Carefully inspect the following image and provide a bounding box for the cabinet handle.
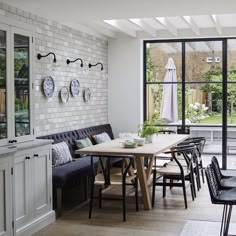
[25,156,30,160]
[8,140,17,143]
[34,154,39,157]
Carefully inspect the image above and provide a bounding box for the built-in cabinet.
[0,155,13,236]
[0,22,33,147]
[0,19,55,236]
[0,141,55,236]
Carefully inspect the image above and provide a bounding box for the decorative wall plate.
[70,79,80,97]
[83,88,91,102]
[60,86,69,103]
[43,76,55,97]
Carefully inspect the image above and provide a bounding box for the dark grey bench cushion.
[52,157,99,188]
[37,124,116,189]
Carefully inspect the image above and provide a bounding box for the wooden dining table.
[75,134,189,210]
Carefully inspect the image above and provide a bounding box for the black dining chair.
[205,164,236,236]
[152,145,197,208]
[89,155,138,222]
[211,156,236,188]
[179,137,206,188]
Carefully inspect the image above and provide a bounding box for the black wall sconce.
[66,58,83,67]
[88,62,103,71]
[37,52,56,63]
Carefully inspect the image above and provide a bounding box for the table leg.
[136,156,152,210]
[146,156,154,180]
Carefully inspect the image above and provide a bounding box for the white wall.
[108,38,143,137]
[1,2,108,137]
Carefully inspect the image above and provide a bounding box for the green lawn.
[199,114,236,124]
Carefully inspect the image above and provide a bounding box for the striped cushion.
[52,142,73,166]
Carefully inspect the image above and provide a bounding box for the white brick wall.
[1,2,108,137]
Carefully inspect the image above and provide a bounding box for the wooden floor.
[34,183,236,236]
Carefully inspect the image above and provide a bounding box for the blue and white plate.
[70,79,80,97]
[83,88,91,102]
[60,86,69,103]
[43,76,55,98]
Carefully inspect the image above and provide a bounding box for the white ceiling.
[3,0,236,39]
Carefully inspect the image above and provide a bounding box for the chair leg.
[99,186,102,209]
[191,171,197,198]
[152,169,156,207]
[200,161,205,183]
[163,177,166,198]
[122,177,126,222]
[135,178,139,211]
[196,165,201,189]
[182,176,187,209]
[220,205,226,236]
[224,205,233,236]
[89,177,95,219]
[170,179,173,190]
[56,188,62,218]
[189,175,195,201]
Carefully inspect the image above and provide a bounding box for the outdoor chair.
[205,164,236,236]
[152,145,197,208]
[89,156,138,222]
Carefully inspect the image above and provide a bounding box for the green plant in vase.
[138,113,165,143]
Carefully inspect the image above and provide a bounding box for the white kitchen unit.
[0,149,14,236]
[0,140,55,236]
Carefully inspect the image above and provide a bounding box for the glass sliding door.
[144,38,233,169]
[145,42,182,128]
[226,39,236,169]
[185,40,223,167]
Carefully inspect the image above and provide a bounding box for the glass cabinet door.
[14,34,31,138]
[0,30,7,144]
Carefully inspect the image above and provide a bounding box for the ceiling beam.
[90,21,117,38]
[210,14,222,35]
[155,17,178,36]
[129,19,157,37]
[182,16,200,35]
[103,20,136,37]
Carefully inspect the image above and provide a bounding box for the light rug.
[180,220,236,236]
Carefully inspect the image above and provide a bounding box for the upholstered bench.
[38,124,118,217]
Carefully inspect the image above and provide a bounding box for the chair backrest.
[205,164,220,204]
[165,145,197,173]
[211,156,223,182]
[180,137,206,158]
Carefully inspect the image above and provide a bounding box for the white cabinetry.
[14,142,54,236]
[0,155,13,236]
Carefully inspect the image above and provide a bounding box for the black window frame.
[143,37,236,169]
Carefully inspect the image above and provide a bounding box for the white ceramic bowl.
[134,137,145,146]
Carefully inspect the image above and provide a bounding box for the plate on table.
[122,141,138,148]
[60,86,69,103]
[70,79,80,97]
[43,76,55,97]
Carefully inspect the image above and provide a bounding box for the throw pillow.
[52,142,73,166]
[93,132,111,144]
[74,137,93,149]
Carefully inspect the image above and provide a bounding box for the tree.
[201,67,236,123]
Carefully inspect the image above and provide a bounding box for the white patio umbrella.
[160,58,178,123]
